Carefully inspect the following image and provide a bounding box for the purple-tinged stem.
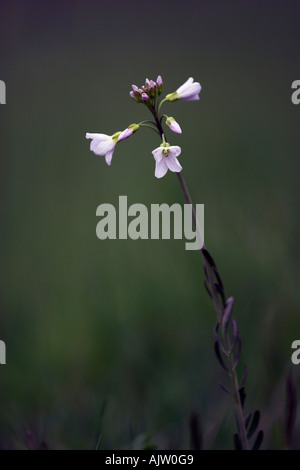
[151,104,249,449]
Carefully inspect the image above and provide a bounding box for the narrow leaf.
[233,433,242,450]
[244,413,252,430]
[222,297,234,337]
[240,364,248,387]
[202,248,216,268]
[218,381,232,395]
[233,334,242,370]
[203,280,212,298]
[239,387,246,408]
[252,430,263,450]
[214,323,227,355]
[247,410,260,439]
[215,282,226,307]
[213,266,224,292]
[214,341,229,372]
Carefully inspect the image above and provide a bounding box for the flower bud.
[166,116,182,134]
[156,75,163,95]
[118,124,139,142]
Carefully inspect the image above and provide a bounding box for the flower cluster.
[86,76,201,178]
[130,76,163,103]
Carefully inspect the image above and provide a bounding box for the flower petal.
[175,78,201,100]
[181,93,200,101]
[165,155,182,173]
[176,77,194,95]
[94,139,115,156]
[105,149,114,166]
[86,133,115,156]
[155,159,168,178]
[169,145,182,158]
[152,147,163,163]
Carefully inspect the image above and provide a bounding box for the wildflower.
[118,124,139,142]
[129,76,163,103]
[86,132,121,166]
[156,75,163,94]
[166,77,201,102]
[166,116,182,134]
[152,144,182,178]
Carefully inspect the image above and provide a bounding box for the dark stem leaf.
[239,387,246,409]
[240,364,248,387]
[230,317,239,346]
[233,433,242,450]
[202,248,216,268]
[218,381,232,395]
[215,282,226,307]
[222,297,234,338]
[247,410,261,439]
[233,334,242,370]
[244,413,252,430]
[214,341,229,372]
[203,280,212,298]
[252,430,264,450]
[214,323,227,355]
[212,266,224,292]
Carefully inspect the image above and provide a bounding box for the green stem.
[158,97,168,117]
[139,123,161,136]
[149,101,249,449]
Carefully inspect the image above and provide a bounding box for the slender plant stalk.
[177,171,249,450]
[152,106,249,449]
[88,77,263,449]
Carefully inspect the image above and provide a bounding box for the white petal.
[165,155,182,173]
[155,159,168,178]
[96,139,115,155]
[152,147,163,163]
[169,145,181,158]
[181,94,200,101]
[176,77,194,95]
[86,133,110,142]
[105,149,114,166]
[185,82,201,95]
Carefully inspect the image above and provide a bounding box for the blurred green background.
[0,0,299,449]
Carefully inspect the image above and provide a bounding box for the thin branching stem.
[150,103,249,449]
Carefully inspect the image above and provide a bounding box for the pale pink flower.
[166,77,201,102]
[152,145,182,178]
[86,132,120,166]
[166,116,182,134]
[176,77,201,101]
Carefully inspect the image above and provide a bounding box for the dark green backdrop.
[0,0,299,449]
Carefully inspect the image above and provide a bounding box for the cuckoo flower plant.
[85,76,263,450]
